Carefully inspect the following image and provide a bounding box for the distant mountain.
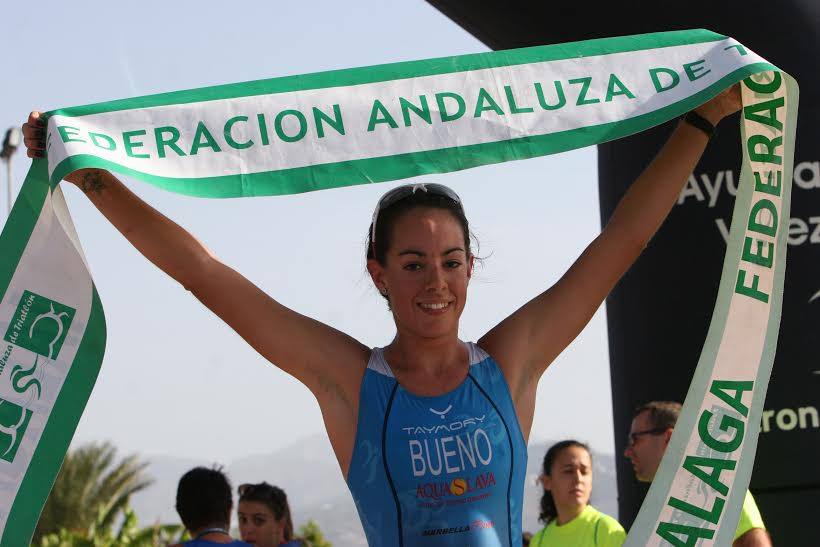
[130,435,367,543]
[130,435,620,545]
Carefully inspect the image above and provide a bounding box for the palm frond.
[33,441,153,543]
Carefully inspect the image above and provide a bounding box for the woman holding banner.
[22,86,739,546]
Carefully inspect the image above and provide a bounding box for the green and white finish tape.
[0,29,797,546]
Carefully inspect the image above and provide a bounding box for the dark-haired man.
[172,466,250,546]
[624,401,771,547]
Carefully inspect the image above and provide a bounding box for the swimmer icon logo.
[3,290,75,359]
[0,398,32,462]
[429,405,453,419]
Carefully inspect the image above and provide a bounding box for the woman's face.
[368,207,473,340]
[542,446,593,517]
[237,500,285,547]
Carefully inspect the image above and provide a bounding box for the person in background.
[237,482,308,546]
[173,466,250,546]
[530,440,625,547]
[624,401,771,547]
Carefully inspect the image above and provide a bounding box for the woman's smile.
[417,300,454,313]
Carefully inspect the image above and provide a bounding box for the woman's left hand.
[695,83,742,126]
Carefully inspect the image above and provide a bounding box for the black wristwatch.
[682,110,716,139]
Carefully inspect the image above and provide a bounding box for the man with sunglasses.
[624,401,772,547]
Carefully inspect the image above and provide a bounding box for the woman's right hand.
[20,111,366,475]
[23,110,106,189]
[22,111,46,159]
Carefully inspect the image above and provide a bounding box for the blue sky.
[0,0,614,465]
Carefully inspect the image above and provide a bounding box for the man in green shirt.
[624,401,772,546]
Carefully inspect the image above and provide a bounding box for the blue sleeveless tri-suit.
[347,342,527,546]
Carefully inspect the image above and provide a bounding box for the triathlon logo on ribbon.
[0,292,75,463]
[3,290,76,360]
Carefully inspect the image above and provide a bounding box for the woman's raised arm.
[481,86,742,403]
[22,112,369,442]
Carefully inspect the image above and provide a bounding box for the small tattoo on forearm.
[80,171,106,195]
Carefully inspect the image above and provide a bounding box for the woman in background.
[530,440,625,547]
[237,483,308,547]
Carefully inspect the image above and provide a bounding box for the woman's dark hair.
[538,440,591,525]
[238,482,297,542]
[176,465,232,532]
[366,190,473,266]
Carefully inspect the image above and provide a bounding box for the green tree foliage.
[298,519,331,547]
[34,442,153,543]
[36,505,185,547]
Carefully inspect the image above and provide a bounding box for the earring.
[381,287,388,296]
